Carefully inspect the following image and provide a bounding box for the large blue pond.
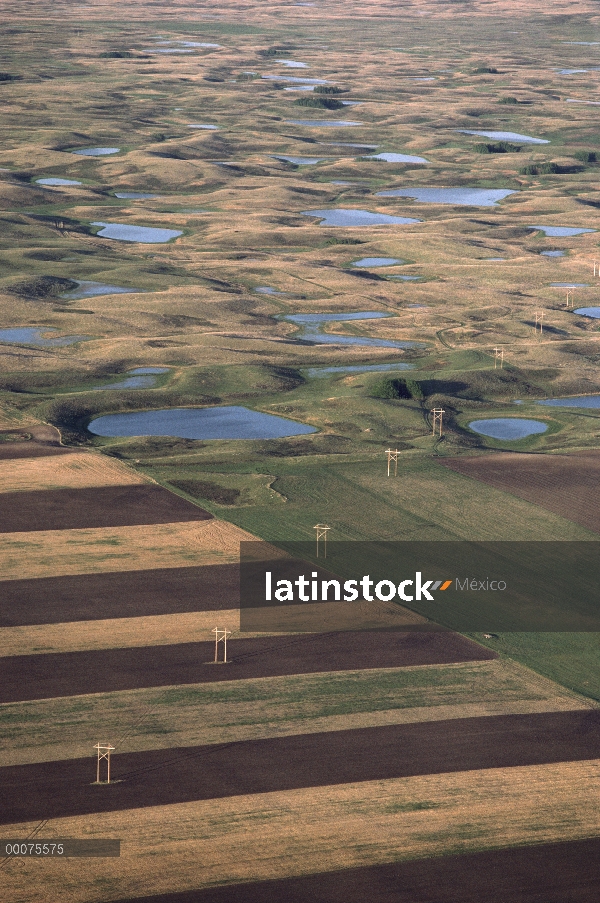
[283,311,420,349]
[352,257,403,267]
[457,130,549,144]
[94,368,169,391]
[574,307,600,318]
[530,225,595,237]
[271,155,327,165]
[302,209,421,226]
[88,406,317,440]
[287,119,362,127]
[72,147,120,156]
[536,395,600,408]
[469,418,548,440]
[61,281,141,300]
[0,328,91,347]
[376,187,516,206]
[306,362,414,378]
[91,222,183,243]
[366,153,429,163]
[36,178,83,186]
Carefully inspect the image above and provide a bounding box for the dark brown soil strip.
[0,565,240,626]
[0,443,73,459]
[0,710,597,824]
[0,631,495,702]
[113,837,600,903]
[441,452,600,535]
[0,485,211,532]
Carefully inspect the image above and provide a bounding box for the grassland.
[1,3,599,902]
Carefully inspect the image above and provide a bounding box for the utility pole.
[493,346,504,369]
[314,523,330,558]
[94,743,115,784]
[212,627,231,663]
[431,408,445,438]
[385,448,399,476]
[534,310,544,335]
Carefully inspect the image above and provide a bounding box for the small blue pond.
[457,130,549,144]
[469,418,548,440]
[366,153,429,163]
[188,124,218,130]
[0,328,91,347]
[283,311,421,350]
[263,76,329,85]
[303,209,421,227]
[530,225,595,237]
[88,406,317,440]
[254,286,284,295]
[287,120,362,127]
[276,60,308,68]
[551,283,589,287]
[352,257,403,267]
[536,395,600,408]
[271,155,326,165]
[72,147,120,156]
[94,368,169,391]
[376,187,516,206]
[91,222,183,243]
[541,250,565,257]
[574,307,600,318]
[61,281,141,300]
[36,178,82,186]
[389,275,421,281]
[306,362,414,377]
[115,192,159,199]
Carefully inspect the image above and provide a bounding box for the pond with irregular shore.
[469,418,548,440]
[302,209,421,226]
[283,311,422,350]
[88,406,317,440]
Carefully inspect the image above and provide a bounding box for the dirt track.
[0,631,496,701]
[113,837,600,903]
[441,452,600,535]
[0,485,212,531]
[0,711,597,824]
[0,564,240,626]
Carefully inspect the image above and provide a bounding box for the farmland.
[0,0,599,901]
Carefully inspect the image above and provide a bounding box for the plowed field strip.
[1,763,599,903]
[0,485,211,532]
[1,712,598,824]
[3,660,584,767]
[0,631,495,702]
[0,452,145,491]
[1,611,243,657]
[0,521,253,580]
[0,564,241,626]
[441,452,600,535]
[109,836,600,903]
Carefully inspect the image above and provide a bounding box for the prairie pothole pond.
[271,155,327,165]
[0,328,91,347]
[91,223,183,243]
[457,130,549,144]
[366,153,429,163]
[536,395,600,408]
[93,368,170,391]
[529,225,595,237]
[114,192,159,199]
[287,119,362,127]
[283,311,421,349]
[36,178,83,186]
[574,307,600,318]
[72,147,121,156]
[302,209,421,226]
[352,257,404,267]
[88,406,317,440]
[60,281,142,300]
[376,188,516,206]
[469,418,548,440]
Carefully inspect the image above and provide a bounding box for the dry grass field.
[1,0,600,901]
